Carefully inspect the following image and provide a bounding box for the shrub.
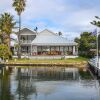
[0,44,12,60]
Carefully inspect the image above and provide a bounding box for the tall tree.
[75,32,96,57]
[0,13,16,47]
[12,0,26,58]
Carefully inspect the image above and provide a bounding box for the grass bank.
[6,57,88,64]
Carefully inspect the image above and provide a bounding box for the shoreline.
[1,62,88,69]
[0,57,88,69]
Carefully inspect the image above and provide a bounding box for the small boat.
[88,56,100,69]
[88,56,100,77]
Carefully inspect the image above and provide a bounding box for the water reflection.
[0,67,14,100]
[0,66,100,100]
[17,67,79,80]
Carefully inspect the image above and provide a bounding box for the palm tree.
[12,0,26,58]
[0,13,16,47]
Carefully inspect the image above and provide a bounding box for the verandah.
[32,46,77,56]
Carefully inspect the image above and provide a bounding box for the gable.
[19,28,36,35]
[39,29,57,36]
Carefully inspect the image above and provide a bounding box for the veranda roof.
[31,29,77,46]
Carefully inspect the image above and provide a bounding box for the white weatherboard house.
[14,28,78,58]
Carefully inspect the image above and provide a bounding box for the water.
[0,66,100,100]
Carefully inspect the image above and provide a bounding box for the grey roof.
[17,28,36,35]
[32,29,77,46]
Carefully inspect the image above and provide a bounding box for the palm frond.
[12,0,26,15]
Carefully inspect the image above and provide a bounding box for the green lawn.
[7,57,88,64]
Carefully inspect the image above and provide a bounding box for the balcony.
[20,40,32,44]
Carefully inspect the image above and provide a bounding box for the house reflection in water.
[16,67,79,98]
[18,67,79,81]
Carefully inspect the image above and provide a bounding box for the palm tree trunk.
[8,35,10,50]
[18,14,21,59]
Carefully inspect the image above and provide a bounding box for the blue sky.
[0,0,100,39]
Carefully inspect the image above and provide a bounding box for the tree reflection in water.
[0,67,14,100]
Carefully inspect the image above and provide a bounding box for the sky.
[0,0,100,40]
